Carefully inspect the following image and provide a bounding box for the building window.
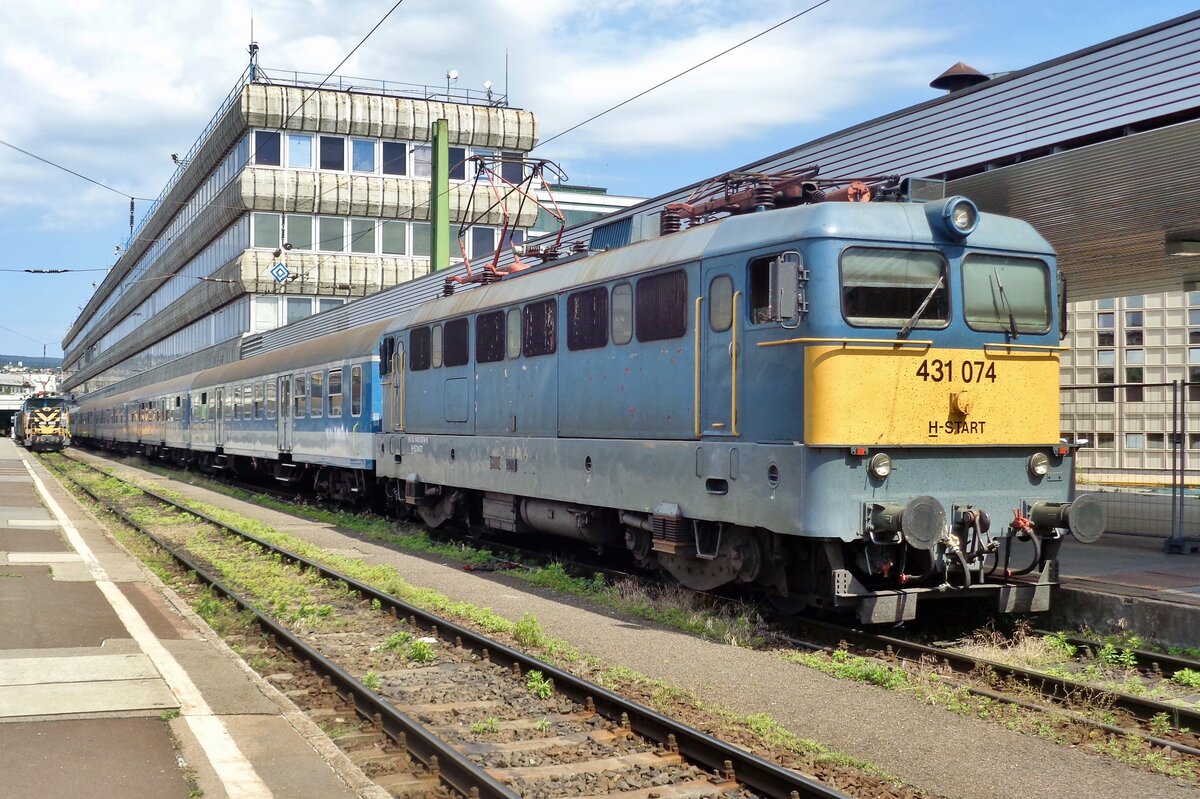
[287,133,312,169]
[506,309,521,359]
[471,226,495,259]
[254,131,281,165]
[412,222,431,257]
[567,287,608,351]
[350,219,376,254]
[351,139,375,173]
[1190,366,1200,401]
[1097,350,1115,366]
[1096,433,1114,448]
[476,311,505,363]
[381,220,407,255]
[350,366,362,416]
[319,136,345,170]
[328,369,343,417]
[1125,433,1144,449]
[1097,330,1114,346]
[501,152,523,184]
[1147,433,1165,450]
[252,213,280,248]
[1098,298,1115,310]
[523,299,557,357]
[444,319,470,366]
[1125,349,1143,402]
[413,144,431,178]
[382,142,407,175]
[446,146,465,180]
[318,217,345,252]
[287,215,313,250]
[410,326,431,371]
[1097,367,1114,403]
[1190,433,1200,450]
[287,297,312,324]
[1126,295,1144,309]
[318,298,344,313]
[1125,310,1143,328]
[636,270,688,342]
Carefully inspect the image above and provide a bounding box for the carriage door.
[278,375,293,452]
[214,388,225,447]
[700,272,740,437]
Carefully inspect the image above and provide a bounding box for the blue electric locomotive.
[72,185,1104,622]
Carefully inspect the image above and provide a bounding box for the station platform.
[1050,533,1200,646]
[0,438,383,799]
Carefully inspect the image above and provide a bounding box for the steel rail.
[50,460,520,799]
[791,618,1200,756]
[56,453,849,799]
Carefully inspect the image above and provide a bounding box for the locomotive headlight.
[869,452,892,478]
[1027,452,1050,477]
[933,196,979,239]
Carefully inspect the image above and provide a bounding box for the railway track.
[45,453,851,799]
[782,617,1200,758]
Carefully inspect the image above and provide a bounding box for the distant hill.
[0,354,62,369]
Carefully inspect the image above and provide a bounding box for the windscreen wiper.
[897,274,945,339]
[993,267,1019,339]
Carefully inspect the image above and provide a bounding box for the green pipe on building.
[429,118,450,273]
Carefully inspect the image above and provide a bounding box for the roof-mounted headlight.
[934,196,979,239]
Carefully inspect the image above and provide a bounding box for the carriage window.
[962,254,1051,334]
[506,309,522,359]
[410,327,431,371]
[568,287,608,350]
[523,299,557,357]
[254,382,264,419]
[265,381,277,419]
[328,369,343,417]
[612,283,632,345]
[223,391,233,420]
[841,248,948,328]
[294,375,307,417]
[310,372,324,418]
[709,275,733,332]
[636,270,688,342]
[432,324,444,368]
[351,366,363,416]
[243,384,253,418]
[444,318,470,366]
[477,311,506,363]
[233,386,242,419]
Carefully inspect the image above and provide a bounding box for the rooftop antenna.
[446,68,458,98]
[248,12,260,82]
[505,49,509,106]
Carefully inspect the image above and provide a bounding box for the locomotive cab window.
[506,309,522,359]
[431,324,444,368]
[962,254,1051,334]
[410,327,431,371]
[841,247,948,328]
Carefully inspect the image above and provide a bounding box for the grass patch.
[786,648,912,690]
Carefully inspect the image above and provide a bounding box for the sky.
[0,0,1195,359]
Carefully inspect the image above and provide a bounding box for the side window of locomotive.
[431,324,444,368]
[611,283,633,345]
[379,337,394,377]
[310,371,325,418]
[635,270,688,342]
[523,299,558,357]
[962,254,1051,334]
[444,318,470,367]
[351,366,363,417]
[477,311,506,364]
[506,309,522,359]
[567,287,608,351]
[328,369,343,417]
[410,326,431,371]
[709,275,733,332]
[840,247,948,328]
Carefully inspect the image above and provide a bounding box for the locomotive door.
[214,388,225,447]
[700,272,740,437]
[391,340,405,431]
[278,375,293,452]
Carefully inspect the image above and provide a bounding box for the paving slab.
[0,678,178,717]
[0,565,130,648]
[0,527,68,551]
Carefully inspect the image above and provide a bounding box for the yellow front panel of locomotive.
[804,345,1061,446]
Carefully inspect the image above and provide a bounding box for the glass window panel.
[476,311,505,363]
[1125,349,1144,365]
[319,136,345,170]
[1125,295,1144,309]
[294,376,307,416]
[318,298,343,313]
[506,309,521,359]
[444,319,470,366]
[612,283,633,345]
[252,213,280,248]
[1148,433,1165,449]
[328,369,343,417]
[1126,311,1143,327]
[286,134,312,168]
[1189,309,1200,326]
[1097,298,1115,310]
[286,215,313,250]
[1097,367,1114,383]
[636,270,688,342]
[523,299,557,357]
[350,219,376,253]
[318,217,344,252]
[1126,329,1143,346]
[1098,331,1114,346]
[471,226,495,259]
[1126,433,1144,449]
[266,381,277,419]
[842,248,947,327]
[1097,312,1114,329]
[351,139,375,172]
[413,145,431,178]
[1190,291,1200,306]
[254,131,280,165]
[962,254,1050,334]
[412,222,431,257]
[1097,350,1115,366]
[1096,433,1114,448]
[501,152,523,183]
[381,220,407,255]
[382,141,407,175]
[709,276,733,332]
[351,366,362,416]
[1191,348,1200,364]
[410,327,431,371]
[432,324,443,368]
[287,297,312,324]
[309,372,324,418]
[449,146,466,180]
[567,287,608,351]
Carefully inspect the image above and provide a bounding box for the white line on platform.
[22,459,273,799]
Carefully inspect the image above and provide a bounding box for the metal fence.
[1061,381,1200,553]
